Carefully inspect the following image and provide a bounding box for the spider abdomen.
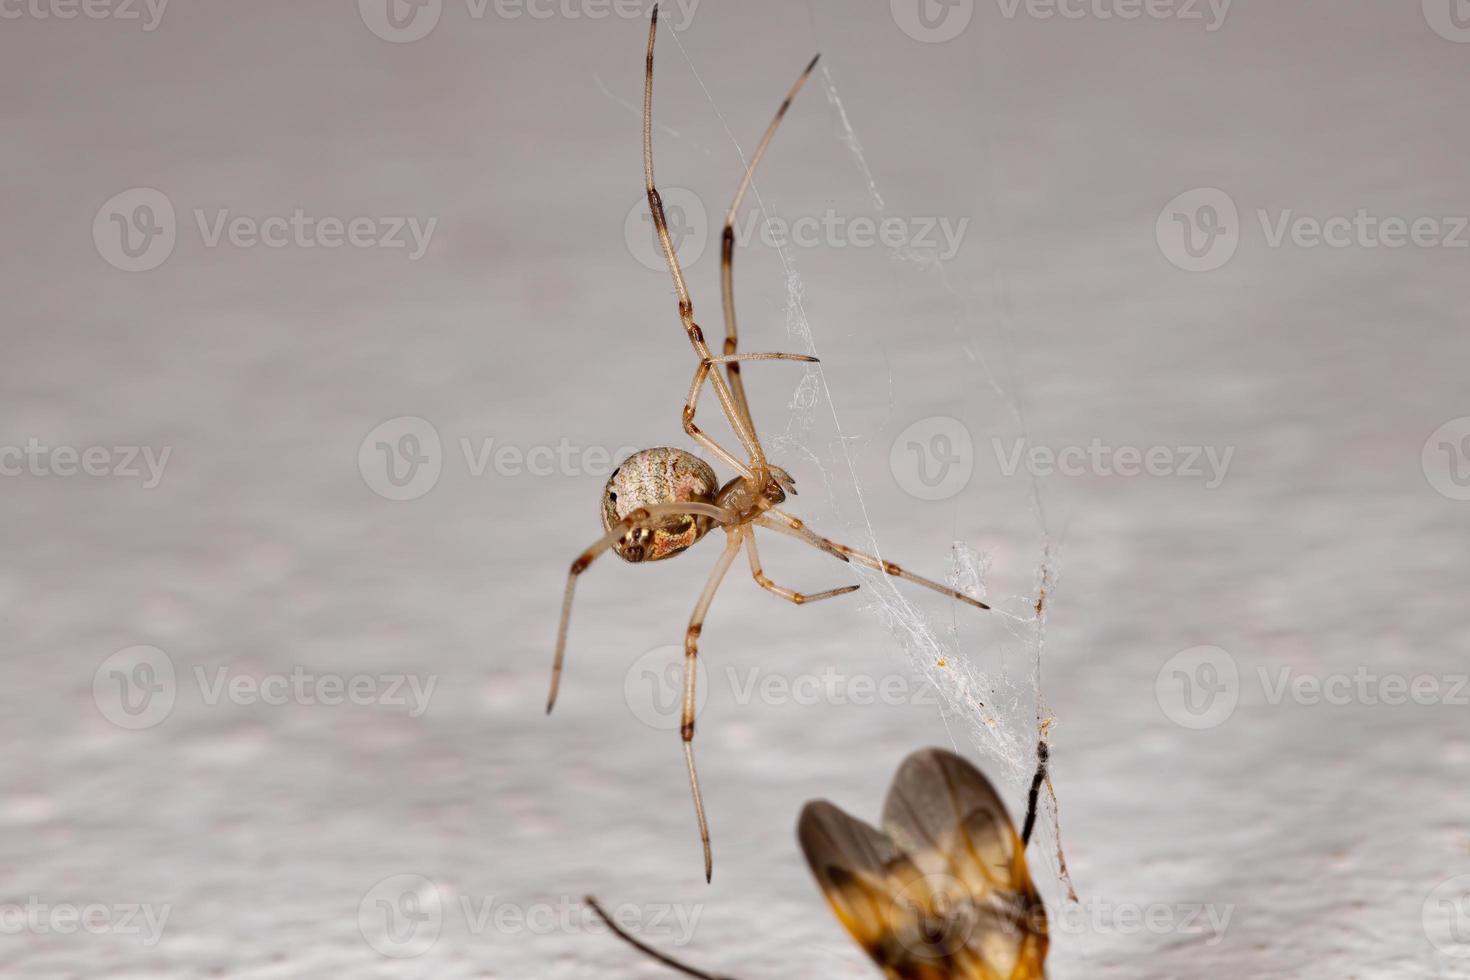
[602,448,719,563]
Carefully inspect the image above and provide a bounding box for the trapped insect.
[546,7,990,883]
[588,748,1050,979]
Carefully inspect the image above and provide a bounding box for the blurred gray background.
[3,0,1469,976]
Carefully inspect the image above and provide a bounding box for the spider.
[546,5,990,884]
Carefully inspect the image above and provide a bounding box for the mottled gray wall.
[2,1,1468,976]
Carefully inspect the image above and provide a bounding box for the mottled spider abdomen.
[602,448,719,563]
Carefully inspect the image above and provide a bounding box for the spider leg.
[720,52,822,440]
[753,508,848,562]
[682,528,744,883]
[644,7,768,485]
[706,353,817,366]
[746,532,859,605]
[684,360,757,482]
[547,502,735,714]
[684,357,817,484]
[754,513,989,610]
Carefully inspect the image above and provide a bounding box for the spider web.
[665,23,1076,905]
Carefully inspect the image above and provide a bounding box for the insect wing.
[798,801,912,959]
[798,750,1048,980]
[881,749,1048,980]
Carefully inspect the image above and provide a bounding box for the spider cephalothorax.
[714,467,791,516]
[547,5,991,885]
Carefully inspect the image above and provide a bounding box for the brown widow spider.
[547,5,990,883]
